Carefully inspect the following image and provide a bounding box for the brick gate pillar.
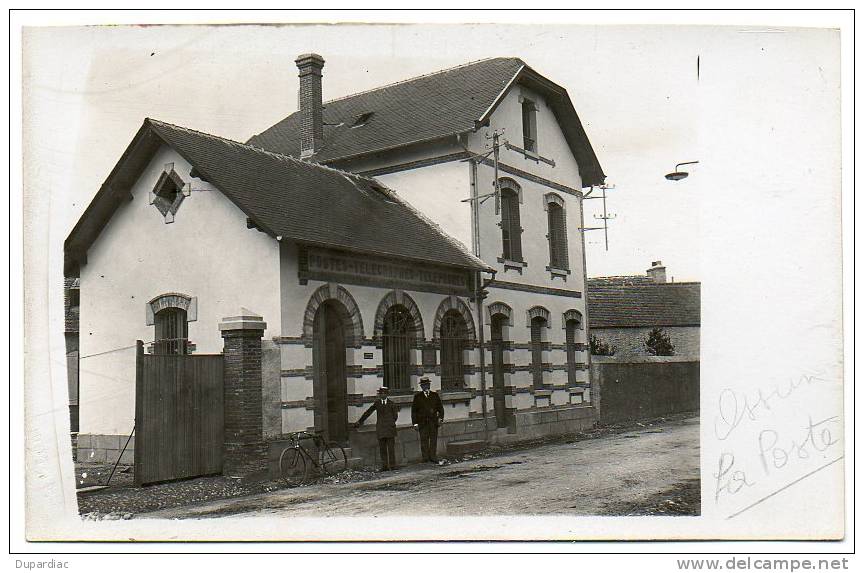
[219,310,268,478]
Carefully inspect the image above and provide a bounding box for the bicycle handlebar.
[286,430,323,440]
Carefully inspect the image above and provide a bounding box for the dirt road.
[141,415,699,519]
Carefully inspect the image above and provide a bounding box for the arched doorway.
[312,300,350,443]
[489,313,508,425]
[565,315,583,386]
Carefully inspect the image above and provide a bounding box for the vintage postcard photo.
[18,13,849,544]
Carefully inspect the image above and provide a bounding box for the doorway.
[490,314,507,426]
[312,300,349,444]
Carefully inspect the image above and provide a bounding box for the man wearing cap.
[354,386,400,471]
[412,378,445,464]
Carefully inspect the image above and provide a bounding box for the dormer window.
[521,98,538,153]
[352,111,374,128]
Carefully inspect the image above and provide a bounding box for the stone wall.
[589,326,700,360]
[76,433,134,465]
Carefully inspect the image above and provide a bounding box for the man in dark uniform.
[411,377,444,463]
[354,386,400,471]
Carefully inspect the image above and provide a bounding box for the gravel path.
[126,414,699,520]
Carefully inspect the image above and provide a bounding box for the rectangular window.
[522,99,537,153]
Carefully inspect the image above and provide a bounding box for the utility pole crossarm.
[581,184,615,251]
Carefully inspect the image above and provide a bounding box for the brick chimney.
[647,260,667,283]
[295,53,325,158]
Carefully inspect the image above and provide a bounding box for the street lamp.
[665,161,700,181]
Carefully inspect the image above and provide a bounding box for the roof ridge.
[324,56,523,105]
[146,117,379,183]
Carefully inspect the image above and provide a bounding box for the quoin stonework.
[65,55,607,477]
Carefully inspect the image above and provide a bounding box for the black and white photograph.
[14,9,851,553]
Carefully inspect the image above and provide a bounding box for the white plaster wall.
[461,83,589,301]
[335,140,474,254]
[467,84,584,188]
[474,162,586,292]
[373,161,473,253]
[78,145,281,436]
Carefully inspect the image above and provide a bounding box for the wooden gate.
[134,341,224,485]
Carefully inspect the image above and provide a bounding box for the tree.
[590,334,616,356]
[644,327,675,356]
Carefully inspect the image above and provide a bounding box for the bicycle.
[278,431,348,486]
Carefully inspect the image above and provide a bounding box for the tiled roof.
[587,279,701,328]
[246,57,605,186]
[65,119,490,274]
[586,275,653,287]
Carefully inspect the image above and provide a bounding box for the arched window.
[565,317,582,385]
[154,307,188,355]
[547,202,569,270]
[530,315,547,388]
[500,188,523,262]
[382,305,415,392]
[440,310,468,391]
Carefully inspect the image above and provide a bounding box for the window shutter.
[508,192,523,262]
[548,204,568,269]
[500,191,512,260]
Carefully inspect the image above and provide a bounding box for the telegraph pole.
[461,128,507,442]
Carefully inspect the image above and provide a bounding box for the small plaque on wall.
[364,352,374,360]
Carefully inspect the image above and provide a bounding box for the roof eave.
[317,132,470,167]
[64,119,283,275]
[64,120,159,275]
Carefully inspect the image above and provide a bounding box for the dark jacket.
[357,398,399,438]
[412,391,444,426]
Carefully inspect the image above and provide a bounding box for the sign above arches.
[300,246,475,296]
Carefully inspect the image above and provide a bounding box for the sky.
[23,20,838,286]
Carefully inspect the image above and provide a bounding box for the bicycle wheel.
[318,443,348,475]
[279,447,309,486]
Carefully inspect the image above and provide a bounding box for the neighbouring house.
[65,54,606,476]
[587,261,701,359]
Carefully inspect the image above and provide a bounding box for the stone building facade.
[66,54,607,471]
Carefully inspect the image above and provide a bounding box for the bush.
[590,334,616,356]
[644,327,675,356]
